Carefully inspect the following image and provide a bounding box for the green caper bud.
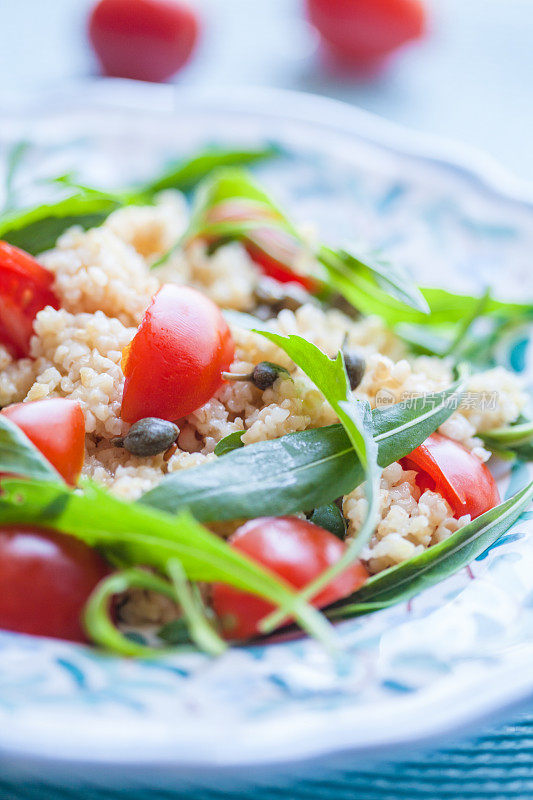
[343,350,366,390]
[222,361,290,391]
[114,417,179,457]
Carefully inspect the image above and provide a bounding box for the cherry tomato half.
[0,526,109,642]
[306,0,426,68]
[88,0,200,83]
[121,284,235,424]
[401,433,500,519]
[212,516,368,640]
[1,399,86,485]
[205,200,319,292]
[0,241,59,359]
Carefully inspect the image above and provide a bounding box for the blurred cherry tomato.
[121,284,234,423]
[401,433,500,519]
[1,399,86,485]
[0,241,59,359]
[212,516,368,640]
[0,526,109,642]
[306,0,426,68]
[88,0,200,82]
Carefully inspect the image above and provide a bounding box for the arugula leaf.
[180,168,427,318]
[139,146,280,195]
[318,245,429,315]
[0,194,122,255]
[0,416,61,482]
[327,479,533,619]
[166,559,227,656]
[141,374,466,523]
[0,147,279,256]
[0,477,336,649]
[308,503,346,539]
[481,419,533,460]
[214,431,245,456]
[390,287,533,328]
[398,298,531,370]
[252,333,380,631]
[84,568,190,658]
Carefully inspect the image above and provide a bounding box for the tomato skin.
[1,399,86,486]
[401,433,500,519]
[205,201,319,292]
[121,284,235,424]
[245,231,319,293]
[88,0,199,83]
[0,526,110,643]
[212,517,368,640]
[0,241,59,359]
[306,0,426,67]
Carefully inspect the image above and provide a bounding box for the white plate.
[0,81,532,788]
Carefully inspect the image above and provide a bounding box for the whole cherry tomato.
[0,526,110,642]
[88,0,200,82]
[1,399,86,485]
[0,241,59,359]
[401,433,500,519]
[212,516,368,640]
[121,284,235,423]
[306,0,426,68]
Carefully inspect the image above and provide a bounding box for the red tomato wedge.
[212,517,368,640]
[204,200,319,292]
[0,526,109,642]
[88,0,200,83]
[0,241,59,359]
[1,399,86,485]
[245,229,319,293]
[400,433,500,519]
[121,284,234,423]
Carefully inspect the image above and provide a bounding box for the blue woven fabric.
[3,714,533,800]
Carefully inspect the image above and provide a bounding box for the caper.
[222,361,290,391]
[253,279,310,314]
[343,350,366,390]
[113,417,180,457]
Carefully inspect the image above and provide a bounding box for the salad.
[0,144,531,657]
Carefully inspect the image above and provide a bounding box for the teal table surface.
[3,713,533,799]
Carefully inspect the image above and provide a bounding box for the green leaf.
[328,479,533,619]
[440,288,491,358]
[319,245,429,315]
[214,431,245,456]
[481,418,533,460]
[0,147,280,256]
[140,146,281,196]
[158,617,191,646]
[140,376,466,523]
[253,333,380,631]
[257,332,377,468]
[84,569,189,658]
[0,416,61,482]
[0,478,336,649]
[395,287,533,328]
[182,168,431,319]
[308,504,346,539]
[166,559,227,656]
[0,194,121,254]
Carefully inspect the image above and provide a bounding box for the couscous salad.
[0,145,531,656]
